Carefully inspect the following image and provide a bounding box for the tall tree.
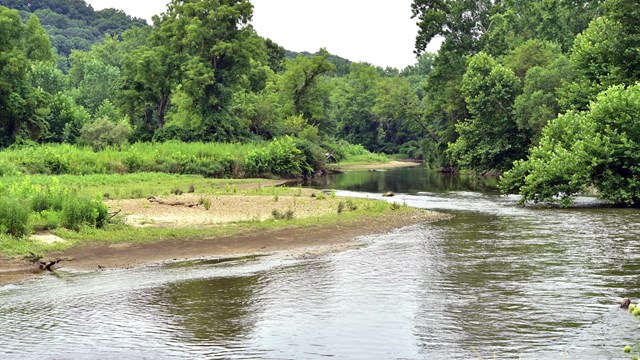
[411,0,493,55]
[0,7,51,146]
[448,52,525,173]
[276,50,335,134]
[153,0,264,140]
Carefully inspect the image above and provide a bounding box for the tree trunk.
[157,92,168,129]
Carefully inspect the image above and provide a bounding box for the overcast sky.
[84,0,439,70]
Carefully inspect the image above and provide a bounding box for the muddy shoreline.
[0,210,447,286]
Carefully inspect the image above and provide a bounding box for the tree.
[373,76,421,155]
[448,52,525,173]
[71,58,122,113]
[503,40,574,143]
[45,92,90,143]
[153,0,264,141]
[411,0,493,55]
[333,63,380,150]
[0,7,52,146]
[501,84,640,206]
[561,0,640,111]
[24,14,54,62]
[275,50,335,134]
[122,44,178,129]
[28,61,66,94]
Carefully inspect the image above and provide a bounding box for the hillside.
[0,0,147,70]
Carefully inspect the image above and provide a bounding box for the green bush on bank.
[0,180,108,238]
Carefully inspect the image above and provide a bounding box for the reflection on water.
[1,166,639,359]
[309,166,499,194]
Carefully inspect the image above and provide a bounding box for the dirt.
[108,190,340,228]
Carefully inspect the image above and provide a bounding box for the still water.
[1,167,639,359]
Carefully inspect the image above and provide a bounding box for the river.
[1,166,639,359]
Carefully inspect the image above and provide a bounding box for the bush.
[79,117,133,151]
[0,197,31,237]
[61,197,108,231]
[501,84,640,205]
[245,136,306,177]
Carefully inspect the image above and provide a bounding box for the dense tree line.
[0,0,430,162]
[412,0,640,205]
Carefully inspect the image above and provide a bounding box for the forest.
[1,0,640,205]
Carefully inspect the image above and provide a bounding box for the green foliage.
[275,50,335,134]
[412,0,492,56]
[449,52,526,173]
[199,197,211,210]
[0,178,110,237]
[245,136,310,178]
[28,61,65,94]
[501,84,640,205]
[0,197,30,237]
[0,139,333,179]
[71,58,122,112]
[61,196,108,231]
[0,0,147,64]
[0,6,52,147]
[79,117,133,151]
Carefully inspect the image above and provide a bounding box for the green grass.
[323,141,391,166]
[335,153,392,166]
[0,173,281,200]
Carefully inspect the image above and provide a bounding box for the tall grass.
[0,141,257,177]
[324,141,390,165]
[0,137,329,179]
[0,179,108,238]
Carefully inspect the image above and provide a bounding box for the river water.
[1,167,639,359]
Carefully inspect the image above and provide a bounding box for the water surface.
[1,166,639,359]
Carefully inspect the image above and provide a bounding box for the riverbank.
[0,186,447,285]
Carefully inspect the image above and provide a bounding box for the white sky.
[84,0,440,69]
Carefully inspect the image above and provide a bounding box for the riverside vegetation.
[0,171,420,258]
[3,0,640,206]
[0,137,401,258]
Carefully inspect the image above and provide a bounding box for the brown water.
[1,167,639,359]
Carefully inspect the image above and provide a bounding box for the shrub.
[271,209,294,220]
[199,197,211,210]
[0,197,31,237]
[245,136,306,177]
[79,117,133,151]
[61,197,108,231]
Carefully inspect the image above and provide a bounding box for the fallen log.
[147,196,198,207]
[24,253,74,271]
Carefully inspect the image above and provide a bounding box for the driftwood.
[147,196,198,208]
[24,252,74,272]
[108,209,122,220]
